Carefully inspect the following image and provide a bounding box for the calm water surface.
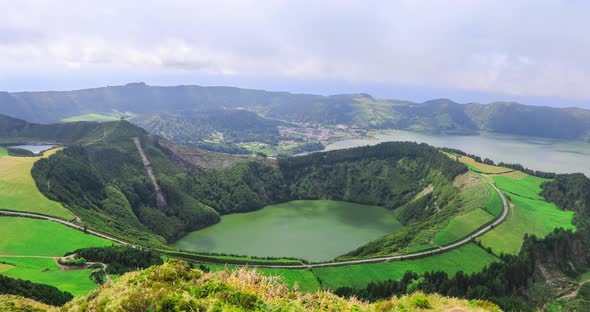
[326,130,590,177]
[171,200,402,261]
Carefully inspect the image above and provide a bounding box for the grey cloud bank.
[0,0,589,104]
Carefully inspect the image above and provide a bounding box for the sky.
[1,0,589,108]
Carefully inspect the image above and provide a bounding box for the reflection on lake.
[326,130,590,177]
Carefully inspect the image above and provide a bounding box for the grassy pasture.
[493,175,548,200]
[0,148,73,219]
[434,208,494,245]
[459,156,511,173]
[434,173,498,245]
[0,257,97,296]
[62,113,120,123]
[478,173,575,254]
[313,243,498,290]
[0,147,8,157]
[478,194,575,254]
[484,183,504,216]
[0,217,113,257]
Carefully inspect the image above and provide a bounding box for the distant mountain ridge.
[1,82,589,142]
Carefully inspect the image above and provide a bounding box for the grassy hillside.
[1,83,589,143]
[61,113,120,123]
[0,148,73,219]
[315,243,497,290]
[0,217,113,256]
[0,258,97,296]
[477,172,575,254]
[56,261,500,311]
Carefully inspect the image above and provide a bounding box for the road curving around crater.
[0,171,508,269]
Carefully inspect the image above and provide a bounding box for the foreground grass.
[54,261,499,311]
[0,148,73,219]
[61,113,120,123]
[201,263,321,293]
[314,243,498,290]
[0,257,97,296]
[0,217,113,257]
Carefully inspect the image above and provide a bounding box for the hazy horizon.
[2,1,590,109]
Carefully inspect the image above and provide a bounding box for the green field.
[484,183,504,216]
[493,175,548,200]
[434,208,494,245]
[172,200,403,262]
[433,175,498,246]
[313,243,498,289]
[0,257,97,296]
[478,174,575,254]
[0,147,8,157]
[62,113,120,123]
[0,217,114,256]
[0,148,74,219]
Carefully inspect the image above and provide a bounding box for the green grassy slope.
[478,195,575,254]
[435,208,494,245]
[484,183,504,216]
[0,257,97,296]
[0,217,113,256]
[62,113,120,123]
[0,147,8,157]
[0,148,74,219]
[494,175,548,200]
[477,174,575,255]
[433,180,500,245]
[314,243,498,289]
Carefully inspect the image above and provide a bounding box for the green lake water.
[171,200,402,262]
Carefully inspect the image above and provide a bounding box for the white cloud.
[0,0,589,98]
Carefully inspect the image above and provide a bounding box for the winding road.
[0,172,508,269]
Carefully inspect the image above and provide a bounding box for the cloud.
[0,0,589,99]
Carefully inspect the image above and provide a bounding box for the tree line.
[0,274,73,306]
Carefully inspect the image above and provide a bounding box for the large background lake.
[171,200,402,262]
[326,131,590,177]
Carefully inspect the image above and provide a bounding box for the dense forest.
[71,246,163,274]
[0,275,73,306]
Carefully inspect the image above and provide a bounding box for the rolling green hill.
[1,83,589,145]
